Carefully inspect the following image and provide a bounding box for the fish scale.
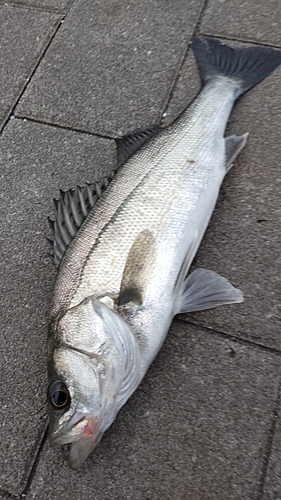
[47,36,281,469]
[50,77,233,323]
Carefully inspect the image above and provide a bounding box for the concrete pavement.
[0,0,281,498]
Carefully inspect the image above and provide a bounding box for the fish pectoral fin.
[225,133,249,172]
[118,230,156,307]
[176,268,244,314]
[116,125,161,167]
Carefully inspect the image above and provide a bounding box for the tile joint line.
[175,317,281,356]
[256,375,281,499]
[20,425,49,499]
[160,0,209,122]
[0,0,77,136]
[14,115,117,141]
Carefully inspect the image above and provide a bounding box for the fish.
[47,35,281,469]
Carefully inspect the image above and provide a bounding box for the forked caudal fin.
[192,36,281,99]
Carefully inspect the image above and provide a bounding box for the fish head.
[47,297,141,469]
[47,348,104,469]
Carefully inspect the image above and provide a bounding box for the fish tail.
[192,35,281,98]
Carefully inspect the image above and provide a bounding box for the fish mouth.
[49,414,98,446]
[72,415,97,434]
[68,429,103,469]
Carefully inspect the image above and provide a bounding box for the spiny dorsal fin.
[48,171,115,268]
[116,125,161,167]
[118,230,156,307]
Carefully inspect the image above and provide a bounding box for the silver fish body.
[47,36,281,468]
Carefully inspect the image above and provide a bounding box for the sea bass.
[47,36,281,469]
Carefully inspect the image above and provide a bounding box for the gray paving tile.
[164,40,281,350]
[2,0,71,13]
[200,0,281,47]
[263,395,281,500]
[0,492,16,500]
[26,322,280,500]
[0,5,60,131]
[0,119,116,495]
[16,0,203,136]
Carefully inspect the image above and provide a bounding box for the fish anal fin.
[176,268,243,314]
[116,125,161,167]
[118,230,156,307]
[225,133,249,172]
[48,172,115,269]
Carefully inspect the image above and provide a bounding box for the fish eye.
[47,381,70,410]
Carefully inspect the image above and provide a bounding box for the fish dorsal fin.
[118,230,156,307]
[116,125,161,167]
[48,172,115,268]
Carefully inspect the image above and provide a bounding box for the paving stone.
[263,394,281,500]
[16,0,204,136]
[25,321,280,500]
[1,0,71,13]
[164,39,281,350]
[200,0,281,47]
[2,3,281,496]
[0,491,16,500]
[0,5,60,131]
[0,119,116,495]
